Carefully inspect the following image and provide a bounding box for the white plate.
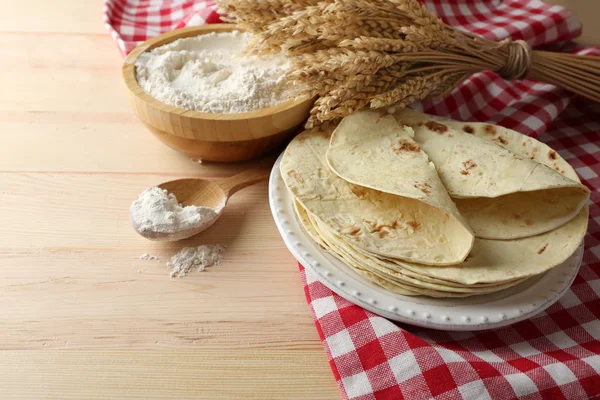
[269,154,583,331]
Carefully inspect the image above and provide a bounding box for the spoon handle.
[217,167,271,196]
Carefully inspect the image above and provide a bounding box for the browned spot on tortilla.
[460,159,477,175]
[554,166,560,172]
[560,169,565,174]
[287,170,303,183]
[414,182,431,195]
[514,155,524,160]
[317,130,331,139]
[531,147,539,159]
[425,121,448,134]
[345,227,361,236]
[463,160,477,169]
[375,118,381,124]
[538,244,548,254]
[522,142,526,147]
[463,125,474,134]
[525,219,534,226]
[449,134,455,138]
[350,185,367,199]
[484,124,497,135]
[393,140,420,154]
[369,219,401,238]
[548,150,558,160]
[407,220,421,231]
[297,136,306,143]
[513,213,522,220]
[378,230,390,238]
[493,136,508,145]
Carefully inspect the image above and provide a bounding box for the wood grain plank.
[0,67,129,112]
[1,0,107,34]
[0,1,335,397]
[0,33,122,68]
[0,34,126,114]
[0,350,340,400]
[0,121,286,174]
[0,174,282,248]
[0,172,320,352]
[0,121,257,174]
[0,246,316,350]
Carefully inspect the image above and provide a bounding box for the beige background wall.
[548,0,600,44]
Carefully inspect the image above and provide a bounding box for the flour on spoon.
[131,186,219,234]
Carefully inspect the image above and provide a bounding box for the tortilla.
[296,190,586,288]
[297,202,476,297]
[389,207,587,284]
[299,202,528,295]
[296,188,582,289]
[283,110,587,297]
[292,200,419,296]
[281,124,474,266]
[391,108,582,182]
[391,109,590,239]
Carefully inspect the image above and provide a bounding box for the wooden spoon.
[131,167,271,241]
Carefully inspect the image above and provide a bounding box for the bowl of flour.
[122,24,314,162]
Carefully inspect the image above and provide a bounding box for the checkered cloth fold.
[104,1,600,398]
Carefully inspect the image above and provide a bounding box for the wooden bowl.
[122,24,314,162]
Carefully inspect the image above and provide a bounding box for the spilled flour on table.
[168,245,225,277]
[139,253,159,261]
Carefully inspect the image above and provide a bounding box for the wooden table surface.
[0,1,339,399]
[2,1,597,399]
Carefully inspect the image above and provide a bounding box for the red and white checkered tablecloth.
[104,1,600,398]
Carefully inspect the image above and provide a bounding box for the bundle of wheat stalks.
[217,0,600,127]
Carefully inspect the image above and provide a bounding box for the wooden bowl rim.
[122,24,312,121]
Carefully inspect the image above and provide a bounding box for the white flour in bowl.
[131,186,219,234]
[135,30,292,113]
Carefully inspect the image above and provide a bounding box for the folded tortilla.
[283,110,587,297]
[294,185,586,290]
[295,200,529,296]
[391,109,590,239]
[281,121,474,266]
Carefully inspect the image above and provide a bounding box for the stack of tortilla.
[280,109,590,297]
